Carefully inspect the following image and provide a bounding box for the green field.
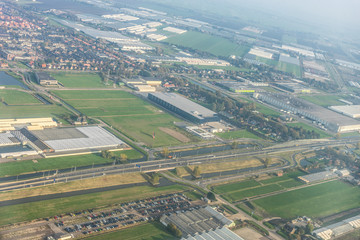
[299,95,346,107]
[0,89,41,105]
[0,150,141,177]
[254,180,360,219]
[287,122,332,138]
[51,72,107,88]
[0,184,187,226]
[255,56,278,66]
[276,61,301,77]
[216,130,262,140]
[52,90,196,147]
[213,171,305,202]
[86,223,177,240]
[256,103,282,117]
[164,31,250,57]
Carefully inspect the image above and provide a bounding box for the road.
[0,137,357,192]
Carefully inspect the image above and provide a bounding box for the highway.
[0,138,357,192]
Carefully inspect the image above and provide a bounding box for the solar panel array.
[43,126,124,152]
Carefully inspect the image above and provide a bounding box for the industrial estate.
[0,0,360,240]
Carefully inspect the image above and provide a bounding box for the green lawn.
[299,95,346,107]
[50,72,107,88]
[52,90,196,147]
[0,184,187,226]
[212,180,261,194]
[0,150,141,177]
[227,184,284,202]
[86,222,177,240]
[216,130,262,140]
[255,56,278,66]
[259,171,305,185]
[254,180,360,219]
[256,103,282,117]
[164,31,250,57]
[287,122,332,138]
[0,89,41,105]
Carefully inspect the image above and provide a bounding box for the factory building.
[273,81,311,93]
[160,206,241,240]
[313,215,360,240]
[148,92,219,123]
[253,92,360,133]
[35,72,58,86]
[329,105,360,119]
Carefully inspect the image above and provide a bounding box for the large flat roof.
[329,105,360,118]
[149,92,217,120]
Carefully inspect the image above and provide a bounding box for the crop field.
[0,184,187,226]
[52,90,196,147]
[0,150,141,177]
[299,94,346,107]
[253,180,360,219]
[164,31,250,57]
[287,122,332,138]
[0,89,41,105]
[51,72,106,88]
[216,130,261,140]
[213,171,305,202]
[276,61,301,77]
[86,222,176,240]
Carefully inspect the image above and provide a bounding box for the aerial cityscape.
[0,0,360,239]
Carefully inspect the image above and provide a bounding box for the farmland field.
[216,130,262,140]
[213,171,305,202]
[254,180,360,219]
[276,61,301,77]
[0,89,41,105]
[52,90,197,147]
[164,31,250,57]
[50,72,107,88]
[0,150,141,177]
[86,222,176,240]
[299,94,346,107]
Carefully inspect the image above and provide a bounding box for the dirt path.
[159,127,190,143]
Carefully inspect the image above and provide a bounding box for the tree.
[161,147,169,158]
[101,150,114,159]
[193,166,201,178]
[207,192,216,201]
[175,167,183,177]
[356,142,360,150]
[151,173,160,185]
[306,222,314,234]
[167,223,182,237]
[231,141,238,149]
[264,157,270,168]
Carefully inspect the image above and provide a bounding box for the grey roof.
[0,132,20,146]
[329,105,360,118]
[149,92,217,120]
[279,55,300,66]
[35,126,124,152]
[36,72,56,81]
[298,171,337,183]
[182,227,244,240]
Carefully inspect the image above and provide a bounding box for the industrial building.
[160,206,241,239]
[313,215,360,240]
[35,72,58,86]
[329,105,360,119]
[148,92,219,123]
[0,118,58,132]
[215,81,257,93]
[0,123,126,158]
[253,92,360,133]
[298,170,338,184]
[273,81,311,93]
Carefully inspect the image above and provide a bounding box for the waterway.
[0,71,28,89]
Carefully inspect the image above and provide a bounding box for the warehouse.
[160,206,237,238]
[314,215,360,240]
[329,105,360,119]
[35,72,58,86]
[273,81,311,93]
[254,92,360,132]
[30,126,125,153]
[215,81,257,93]
[148,92,219,123]
[298,170,338,184]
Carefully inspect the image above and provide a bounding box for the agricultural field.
[52,90,197,147]
[276,61,301,77]
[86,222,177,240]
[216,129,262,140]
[0,149,141,177]
[253,180,360,219]
[164,31,250,57]
[212,171,305,202]
[0,184,187,226]
[50,72,107,88]
[287,122,332,138]
[0,89,41,105]
[299,94,346,107]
